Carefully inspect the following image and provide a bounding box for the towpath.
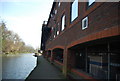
[26,55,68,80]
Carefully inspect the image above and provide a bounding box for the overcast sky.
[0,0,53,49]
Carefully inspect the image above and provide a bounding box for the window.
[54,35,55,38]
[88,0,95,6]
[42,43,44,46]
[58,2,61,7]
[51,27,54,33]
[54,27,57,38]
[82,17,88,30]
[55,9,57,14]
[71,0,78,22]
[61,15,65,31]
[57,31,59,35]
[51,14,53,18]
[52,27,54,30]
[57,23,59,35]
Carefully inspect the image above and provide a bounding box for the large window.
[61,15,65,31]
[71,0,78,22]
[88,0,95,6]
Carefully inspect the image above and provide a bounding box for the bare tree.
[1,21,35,54]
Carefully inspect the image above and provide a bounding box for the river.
[2,53,37,80]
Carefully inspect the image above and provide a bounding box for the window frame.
[58,2,61,7]
[71,0,78,22]
[82,17,88,30]
[55,9,57,14]
[57,31,59,35]
[88,0,95,6]
[61,15,65,31]
[57,23,60,35]
[54,35,56,38]
[53,27,56,38]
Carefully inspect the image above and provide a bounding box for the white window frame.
[82,17,88,30]
[88,0,95,6]
[71,0,78,22]
[61,15,65,31]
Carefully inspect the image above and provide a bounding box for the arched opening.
[53,48,64,63]
[68,44,87,71]
[67,36,120,80]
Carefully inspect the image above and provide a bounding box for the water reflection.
[2,53,37,79]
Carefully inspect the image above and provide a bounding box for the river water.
[2,53,37,80]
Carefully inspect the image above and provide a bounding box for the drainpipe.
[108,43,110,81]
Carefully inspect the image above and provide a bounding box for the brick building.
[40,1,120,80]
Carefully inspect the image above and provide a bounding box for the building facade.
[41,1,120,81]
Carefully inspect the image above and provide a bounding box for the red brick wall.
[46,2,120,50]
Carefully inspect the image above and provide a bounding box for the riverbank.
[2,53,33,57]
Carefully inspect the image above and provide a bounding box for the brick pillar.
[43,51,46,58]
[46,51,48,58]
[51,50,55,63]
[63,48,71,77]
[68,49,76,71]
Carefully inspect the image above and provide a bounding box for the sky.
[0,0,54,49]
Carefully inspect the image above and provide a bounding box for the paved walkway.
[26,56,67,80]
